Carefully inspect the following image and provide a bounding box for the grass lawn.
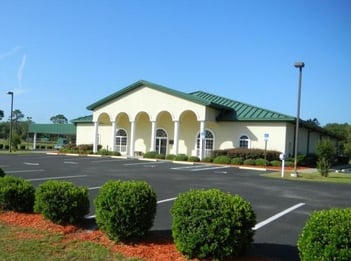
[0,222,137,261]
[262,170,351,184]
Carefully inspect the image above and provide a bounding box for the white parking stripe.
[191,166,230,172]
[27,175,87,181]
[157,197,177,204]
[7,169,45,174]
[253,203,306,230]
[24,162,39,166]
[124,161,166,166]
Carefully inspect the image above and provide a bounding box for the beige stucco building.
[73,80,334,159]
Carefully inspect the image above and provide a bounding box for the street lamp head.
[7,91,13,95]
[294,62,305,68]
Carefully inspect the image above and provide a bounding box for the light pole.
[7,91,14,152]
[292,62,305,177]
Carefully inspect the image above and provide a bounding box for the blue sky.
[0,0,350,126]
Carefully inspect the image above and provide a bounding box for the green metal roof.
[84,80,297,122]
[190,91,295,121]
[87,80,230,111]
[71,115,93,123]
[28,124,76,134]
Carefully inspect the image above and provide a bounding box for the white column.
[150,121,156,151]
[33,132,37,150]
[93,121,99,153]
[199,121,205,160]
[111,121,116,151]
[129,121,135,157]
[173,120,179,155]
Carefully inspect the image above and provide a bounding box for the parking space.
[1,153,351,260]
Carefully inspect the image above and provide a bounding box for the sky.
[0,0,350,126]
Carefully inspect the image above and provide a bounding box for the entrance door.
[155,129,167,155]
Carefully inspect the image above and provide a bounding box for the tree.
[0,110,4,121]
[50,114,68,124]
[324,123,351,157]
[306,118,320,126]
[316,139,336,177]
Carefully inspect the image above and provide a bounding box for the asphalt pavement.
[1,153,350,260]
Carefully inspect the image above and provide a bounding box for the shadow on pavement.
[249,243,299,261]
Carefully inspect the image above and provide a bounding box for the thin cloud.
[0,46,22,60]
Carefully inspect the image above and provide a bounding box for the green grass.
[262,171,351,184]
[0,222,139,261]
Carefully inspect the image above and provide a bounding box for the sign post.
[279,153,285,178]
[264,133,269,166]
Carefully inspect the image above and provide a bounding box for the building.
[72,80,335,159]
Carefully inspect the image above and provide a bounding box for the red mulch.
[0,211,271,261]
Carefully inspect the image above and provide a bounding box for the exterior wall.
[75,84,335,158]
[76,123,94,145]
[208,121,288,153]
[93,86,207,122]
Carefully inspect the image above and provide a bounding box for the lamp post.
[7,91,14,152]
[292,62,305,177]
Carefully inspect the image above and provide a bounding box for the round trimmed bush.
[231,157,244,165]
[143,151,158,159]
[171,189,256,260]
[255,158,269,166]
[243,159,256,165]
[213,155,231,164]
[270,160,282,167]
[0,175,35,212]
[174,154,188,161]
[95,180,157,242]
[34,180,89,225]
[298,208,351,260]
[166,154,176,160]
[188,156,200,162]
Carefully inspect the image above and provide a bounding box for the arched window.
[196,130,214,157]
[239,135,250,148]
[116,129,127,154]
[155,129,168,155]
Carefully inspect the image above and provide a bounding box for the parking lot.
[1,153,351,260]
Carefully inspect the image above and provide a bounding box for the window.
[239,135,249,148]
[116,129,127,154]
[196,130,214,157]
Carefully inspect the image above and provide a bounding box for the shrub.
[166,154,176,160]
[155,153,165,159]
[285,160,294,167]
[213,155,231,164]
[213,148,281,161]
[34,181,89,225]
[171,189,256,260]
[143,151,158,159]
[0,168,5,177]
[243,159,256,165]
[298,208,351,260]
[255,158,269,166]
[201,156,213,163]
[0,175,35,212]
[270,160,282,167]
[174,154,188,161]
[188,156,200,162]
[95,180,157,242]
[231,157,243,165]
